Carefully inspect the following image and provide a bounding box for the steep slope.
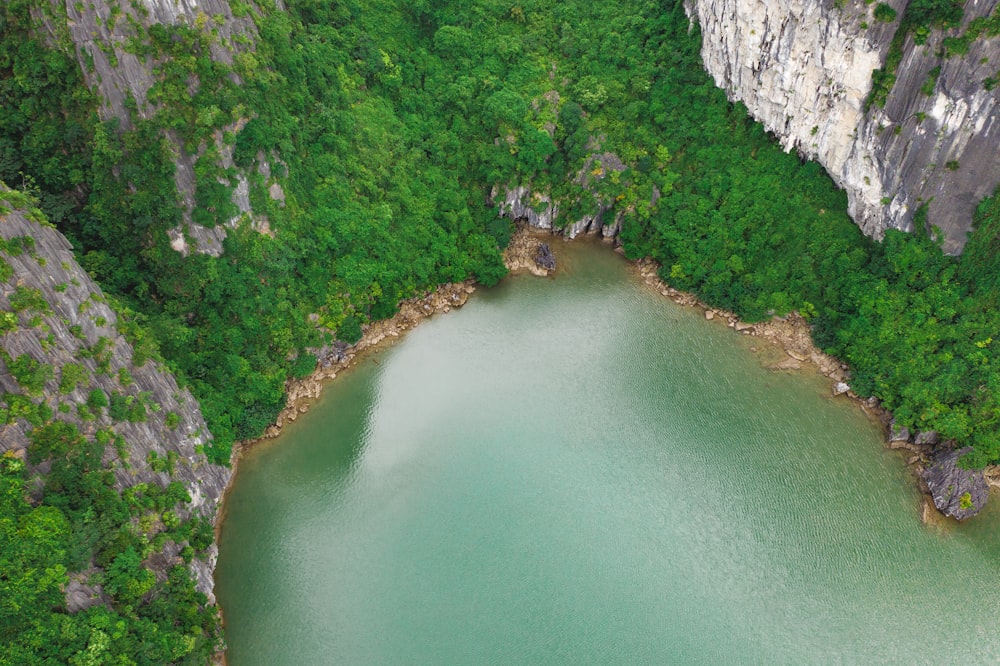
[45,0,285,255]
[1,184,227,659]
[686,0,1000,253]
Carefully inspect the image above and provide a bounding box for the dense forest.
[3,0,1000,661]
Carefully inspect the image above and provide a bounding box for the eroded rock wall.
[686,0,1000,253]
[0,187,231,600]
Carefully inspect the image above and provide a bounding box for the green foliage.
[289,352,318,379]
[1,407,219,662]
[6,353,53,396]
[59,362,88,394]
[4,20,1000,664]
[108,391,148,423]
[867,0,966,107]
[874,3,897,22]
[8,285,49,313]
[922,66,941,96]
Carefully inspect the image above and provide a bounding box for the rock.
[735,322,753,332]
[705,310,715,320]
[833,382,850,395]
[0,191,231,603]
[535,243,556,271]
[685,0,1000,253]
[889,419,911,443]
[921,447,989,520]
[915,431,940,446]
[65,577,107,613]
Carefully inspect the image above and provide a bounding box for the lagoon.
[216,240,1000,664]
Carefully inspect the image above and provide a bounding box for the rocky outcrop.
[535,243,557,271]
[922,447,989,519]
[0,186,231,601]
[686,0,1000,253]
[495,152,630,240]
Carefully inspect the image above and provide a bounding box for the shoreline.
[217,223,976,542]
[212,222,985,660]
[627,255,950,521]
[212,226,548,663]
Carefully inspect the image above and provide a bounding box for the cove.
[216,240,1000,664]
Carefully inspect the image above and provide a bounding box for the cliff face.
[686,0,1000,253]
[0,186,231,602]
[45,0,284,255]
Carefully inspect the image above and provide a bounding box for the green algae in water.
[217,241,1000,664]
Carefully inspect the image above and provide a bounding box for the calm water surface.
[217,241,1000,664]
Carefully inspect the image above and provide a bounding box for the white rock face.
[686,0,1000,253]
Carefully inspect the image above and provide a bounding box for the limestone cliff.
[686,0,1000,253]
[40,0,284,255]
[0,185,231,602]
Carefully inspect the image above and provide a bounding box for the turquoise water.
[216,240,1000,664]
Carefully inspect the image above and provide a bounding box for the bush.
[874,3,897,22]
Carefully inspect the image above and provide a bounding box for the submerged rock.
[921,447,989,520]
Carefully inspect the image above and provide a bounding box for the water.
[216,240,1000,664]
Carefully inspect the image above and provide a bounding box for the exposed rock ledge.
[922,447,989,521]
[503,223,558,276]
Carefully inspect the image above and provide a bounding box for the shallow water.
[217,240,1000,664]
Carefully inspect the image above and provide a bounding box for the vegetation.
[0,0,997,464]
[867,0,976,108]
[873,3,897,23]
[5,0,1000,658]
[1,440,220,664]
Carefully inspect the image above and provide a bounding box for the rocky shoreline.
[628,256,997,522]
[502,225,996,522]
[221,224,993,535]
[214,222,998,661]
[229,227,556,464]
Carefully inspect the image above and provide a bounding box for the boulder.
[535,243,556,271]
[921,447,989,520]
[915,431,940,446]
[888,419,911,443]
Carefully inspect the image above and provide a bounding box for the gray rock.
[685,0,1000,253]
[65,575,108,614]
[889,419,911,443]
[535,243,556,271]
[915,431,940,446]
[0,189,232,603]
[921,447,989,520]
